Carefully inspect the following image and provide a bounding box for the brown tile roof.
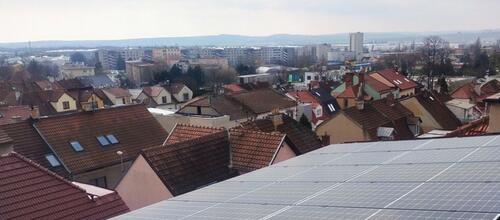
[33,104,168,174]
[0,121,69,176]
[223,83,246,93]
[102,87,132,98]
[142,86,165,97]
[415,91,462,130]
[180,95,252,120]
[451,83,477,100]
[0,128,13,145]
[34,80,62,91]
[373,69,418,90]
[371,99,413,121]
[165,83,187,94]
[365,74,394,92]
[229,128,285,173]
[164,124,223,145]
[142,131,235,196]
[0,105,31,125]
[242,114,323,154]
[342,104,392,138]
[229,88,296,114]
[0,152,129,219]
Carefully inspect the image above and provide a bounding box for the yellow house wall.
[316,113,367,144]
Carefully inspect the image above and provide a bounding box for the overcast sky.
[0,0,499,42]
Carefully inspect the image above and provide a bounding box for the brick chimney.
[344,73,354,87]
[269,110,283,131]
[386,93,395,106]
[321,133,330,146]
[30,106,40,119]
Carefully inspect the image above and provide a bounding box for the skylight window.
[70,141,84,152]
[328,104,335,112]
[106,134,119,144]
[97,135,111,146]
[45,154,61,167]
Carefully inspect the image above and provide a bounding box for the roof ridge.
[144,130,228,154]
[230,127,285,138]
[176,123,225,131]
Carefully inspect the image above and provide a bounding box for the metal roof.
[115,135,500,220]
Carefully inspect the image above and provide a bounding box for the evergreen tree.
[299,114,312,129]
[116,55,126,70]
[170,64,182,79]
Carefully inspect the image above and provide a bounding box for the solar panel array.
[115,135,500,220]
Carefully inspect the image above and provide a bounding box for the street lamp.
[116,151,124,173]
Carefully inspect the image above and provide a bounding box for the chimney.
[321,133,330,146]
[344,73,354,87]
[30,106,40,119]
[386,93,395,106]
[269,110,283,130]
[11,116,23,123]
[81,102,93,112]
[0,133,13,156]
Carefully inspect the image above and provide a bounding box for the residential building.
[137,86,172,107]
[125,60,155,86]
[102,87,133,105]
[222,47,260,67]
[29,104,168,189]
[116,124,295,210]
[152,47,181,66]
[96,48,147,70]
[60,63,95,79]
[315,43,331,63]
[316,98,419,144]
[116,135,500,220]
[0,152,129,219]
[242,113,324,154]
[165,83,193,103]
[450,79,500,107]
[350,32,364,60]
[400,91,462,133]
[446,99,481,122]
[188,57,229,70]
[370,69,418,97]
[287,90,340,127]
[484,92,500,133]
[178,88,296,121]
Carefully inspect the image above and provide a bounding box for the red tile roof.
[445,116,489,137]
[0,153,129,219]
[374,69,418,90]
[336,85,360,98]
[142,131,236,196]
[242,114,324,154]
[365,74,394,92]
[0,106,31,125]
[164,124,224,145]
[451,83,478,100]
[33,104,168,174]
[0,121,69,177]
[229,128,285,173]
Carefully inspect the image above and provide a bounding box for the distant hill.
[1,30,499,49]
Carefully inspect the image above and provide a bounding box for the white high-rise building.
[349,32,364,60]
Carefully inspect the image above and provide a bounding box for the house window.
[89,176,107,188]
[183,93,189,101]
[63,101,70,110]
[45,154,61,167]
[307,76,312,80]
[70,141,84,152]
[162,96,167,104]
[122,98,126,104]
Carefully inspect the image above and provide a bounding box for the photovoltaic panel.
[370,209,499,220]
[462,146,500,162]
[114,135,500,220]
[388,147,476,164]
[389,182,500,213]
[432,162,500,182]
[353,163,451,182]
[303,182,420,208]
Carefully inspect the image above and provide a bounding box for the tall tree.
[420,36,451,90]
[170,64,183,79]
